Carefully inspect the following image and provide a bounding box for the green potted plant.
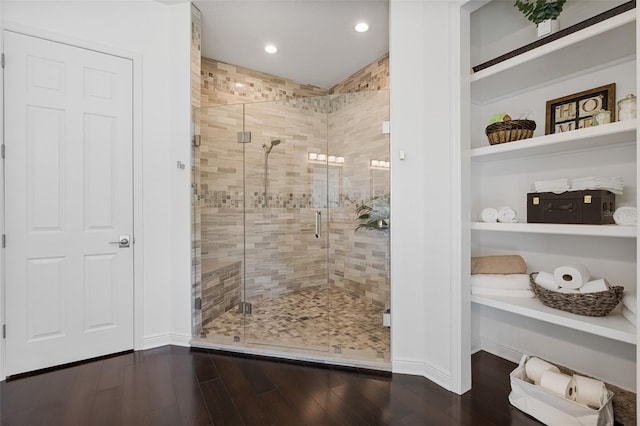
[514,0,566,37]
[354,194,390,232]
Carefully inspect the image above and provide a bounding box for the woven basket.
[529,273,623,317]
[485,120,536,145]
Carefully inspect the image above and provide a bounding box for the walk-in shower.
[191,90,390,366]
[262,139,281,207]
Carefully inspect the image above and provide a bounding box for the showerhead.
[265,139,282,154]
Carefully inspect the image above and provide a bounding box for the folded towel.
[471,255,527,275]
[623,293,636,314]
[622,307,636,325]
[531,178,570,194]
[570,176,624,195]
[470,274,530,290]
[471,287,535,298]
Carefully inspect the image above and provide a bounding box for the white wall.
[1,0,193,353]
[390,0,469,392]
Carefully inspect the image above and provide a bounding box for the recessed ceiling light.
[265,44,278,54]
[235,83,244,88]
[354,22,369,33]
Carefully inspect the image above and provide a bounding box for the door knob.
[109,235,131,248]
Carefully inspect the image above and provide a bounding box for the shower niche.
[191,91,390,365]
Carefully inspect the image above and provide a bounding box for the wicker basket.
[529,273,623,317]
[485,120,536,145]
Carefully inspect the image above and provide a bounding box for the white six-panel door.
[4,31,134,376]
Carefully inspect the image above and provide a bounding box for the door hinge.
[192,135,201,147]
[195,297,202,310]
[1,144,5,159]
[3,324,6,339]
[2,234,5,248]
[1,53,5,69]
[238,301,252,314]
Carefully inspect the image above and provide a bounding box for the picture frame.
[545,83,616,135]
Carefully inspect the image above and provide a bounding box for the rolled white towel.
[497,206,517,223]
[470,274,530,290]
[471,287,535,298]
[622,307,636,325]
[613,207,637,226]
[533,271,559,291]
[481,207,498,223]
[623,293,637,315]
[579,279,611,294]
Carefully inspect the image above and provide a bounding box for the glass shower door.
[243,98,330,352]
[194,103,246,344]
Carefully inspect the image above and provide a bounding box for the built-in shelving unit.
[471,10,636,103]
[466,1,637,390]
[471,120,636,162]
[471,294,636,344]
[471,222,637,238]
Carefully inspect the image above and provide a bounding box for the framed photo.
[545,83,616,135]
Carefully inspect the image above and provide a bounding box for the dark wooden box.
[527,190,615,225]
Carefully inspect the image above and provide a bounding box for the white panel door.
[4,31,134,376]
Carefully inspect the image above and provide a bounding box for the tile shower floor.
[202,287,390,363]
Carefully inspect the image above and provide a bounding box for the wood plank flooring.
[0,347,543,425]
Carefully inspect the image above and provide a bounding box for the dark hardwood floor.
[0,347,542,425]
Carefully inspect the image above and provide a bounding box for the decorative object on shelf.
[514,0,566,37]
[592,109,611,126]
[617,94,636,121]
[613,206,637,226]
[485,119,536,145]
[353,193,389,232]
[545,83,616,134]
[510,354,615,426]
[527,190,616,225]
[529,272,624,317]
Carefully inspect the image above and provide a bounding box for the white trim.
[170,333,191,347]
[478,337,524,365]
[393,358,452,390]
[143,333,172,350]
[0,21,145,360]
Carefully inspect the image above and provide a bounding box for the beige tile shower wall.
[329,53,389,95]
[328,91,390,307]
[200,98,330,300]
[191,4,203,334]
[201,57,328,107]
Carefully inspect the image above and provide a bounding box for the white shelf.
[471,222,637,238]
[471,294,636,345]
[471,120,637,162]
[471,10,636,104]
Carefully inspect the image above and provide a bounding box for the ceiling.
[193,0,389,89]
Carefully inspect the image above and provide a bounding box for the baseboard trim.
[471,336,482,355]
[143,333,191,350]
[479,337,523,364]
[392,358,452,391]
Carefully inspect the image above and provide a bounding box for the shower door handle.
[315,211,321,238]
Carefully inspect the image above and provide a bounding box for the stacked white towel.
[470,274,534,298]
[570,176,624,195]
[622,293,636,325]
[531,178,570,194]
